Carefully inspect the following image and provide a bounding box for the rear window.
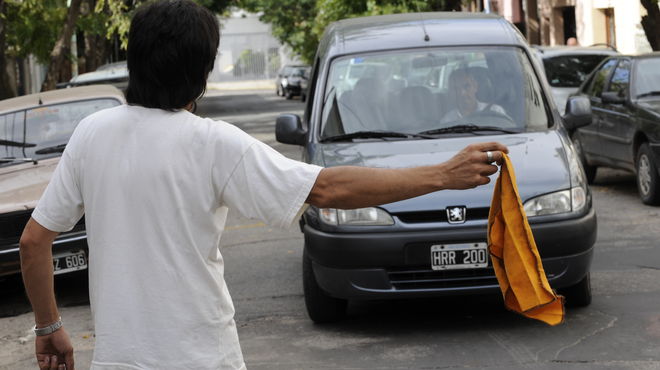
[543,54,610,88]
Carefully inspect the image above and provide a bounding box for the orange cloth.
[488,153,565,326]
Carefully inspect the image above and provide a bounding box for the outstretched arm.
[307,142,508,209]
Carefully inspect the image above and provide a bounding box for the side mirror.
[276,114,306,146]
[563,96,592,130]
[601,91,626,104]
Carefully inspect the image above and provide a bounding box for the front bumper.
[304,207,596,300]
[0,231,88,278]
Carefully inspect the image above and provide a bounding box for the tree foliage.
[239,0,462,64]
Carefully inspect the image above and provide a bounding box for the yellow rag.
[487,153,565,326]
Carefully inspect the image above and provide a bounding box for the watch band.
[33,318,63,336]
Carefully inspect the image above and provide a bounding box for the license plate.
[53,251,87,275]
[431,243,488,270]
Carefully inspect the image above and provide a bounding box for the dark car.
[0,85,125,280]
[570,53,660,204]
[276,12,597,323]
[532,45,618,115]
[275,65,310,99]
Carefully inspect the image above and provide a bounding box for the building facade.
[470,0,654,54]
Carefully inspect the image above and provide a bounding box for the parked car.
[275,65,310,99]
[61,61,129,93]
[569,53,660,204]
[276,12,597,323]
[533,45,618,115]
[0,85,125,280]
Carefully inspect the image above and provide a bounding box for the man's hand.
[35,328,74,370]
[437,142,508,190]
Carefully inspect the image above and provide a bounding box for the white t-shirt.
[32,104,322,370]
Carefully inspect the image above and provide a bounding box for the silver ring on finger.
[486,151,494,163]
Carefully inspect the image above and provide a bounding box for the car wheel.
[571,132,597,184]
[636,143,660,205]
[285,90,293,100]
[559,272,592,308]
[302,248,347,323]
[301,93,306,103]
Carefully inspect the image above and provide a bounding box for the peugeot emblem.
[446,206,467,224]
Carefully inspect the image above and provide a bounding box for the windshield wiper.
[0,157,38,164]
[419,124,521,136]
[0,139,36,148]
[636,91,660,99]
[321,130,434,143]
[34,143,67,155]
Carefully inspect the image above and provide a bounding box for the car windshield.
[319,47,549,140]
[542,54,609,88]
[0,98,120,165]
[634,57,660,99]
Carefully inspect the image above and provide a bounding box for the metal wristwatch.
[33,318,63,336]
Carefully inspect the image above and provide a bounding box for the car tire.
[285,90,293,100]
[559,272,592,308]
[636,143,660,205]
[303,248,347,323]
[301,93,306,103]
[571,132,597,184]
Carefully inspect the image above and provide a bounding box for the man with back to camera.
[19,1,508,369]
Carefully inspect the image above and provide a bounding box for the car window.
[543,54,611,88]
[0,110,26,158]
[586,59,618,97]
[633,57,660,99]
[320,46,549,138]
[606,59,631,96]
[18,98,120,159]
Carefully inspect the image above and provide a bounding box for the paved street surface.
[1,90,660,369]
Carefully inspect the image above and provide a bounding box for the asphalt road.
[1,90,659,369]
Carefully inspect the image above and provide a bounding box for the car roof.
[532,45,619,58]
[319,12,525,60]
[70,63,128,84]
[0,85,125,115]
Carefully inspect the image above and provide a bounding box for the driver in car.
[441,67,507,123]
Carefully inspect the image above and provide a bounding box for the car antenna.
[417,9,430,42]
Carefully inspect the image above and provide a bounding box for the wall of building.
[575,0,652,54]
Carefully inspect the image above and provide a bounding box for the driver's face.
[454,74,478,102]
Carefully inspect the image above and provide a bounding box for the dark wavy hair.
[126,0,220,111]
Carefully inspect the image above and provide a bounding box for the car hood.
[318,131,571,213]
[0,157,59,214]
[550,87,577,115]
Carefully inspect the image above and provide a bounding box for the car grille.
[0,210,85,247]
[387,266,499,290]
[394,207,490,223]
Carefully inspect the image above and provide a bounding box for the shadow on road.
[0,272,89,318]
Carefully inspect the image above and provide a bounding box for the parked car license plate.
[53,251,87,275]
[431,243,488,270]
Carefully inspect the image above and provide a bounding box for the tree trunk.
[40,0,83,91]
[641,0,660,51]
[0,0,16,99]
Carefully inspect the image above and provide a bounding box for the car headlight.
[319,207,394,226]
[281,78,288,87]
[523,143,588,217]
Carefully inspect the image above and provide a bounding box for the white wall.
[576,0,652,54]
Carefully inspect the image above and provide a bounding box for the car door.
[598,58,635,167]
[581,58,619,160]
